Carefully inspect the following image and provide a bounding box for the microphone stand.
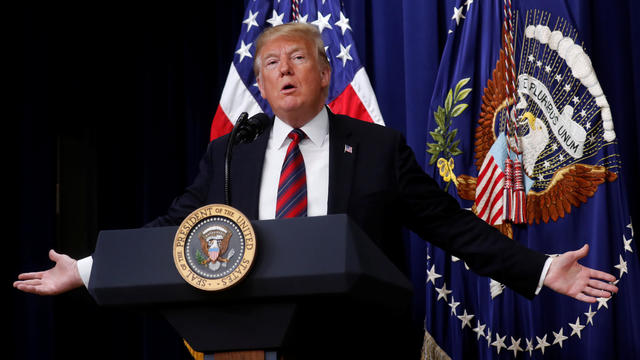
[224,112,248,206]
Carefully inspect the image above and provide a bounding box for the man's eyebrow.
[262,45,306,59]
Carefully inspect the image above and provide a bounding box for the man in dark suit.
[15,22,618,357]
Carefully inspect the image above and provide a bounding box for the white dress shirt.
[258,107,329,220]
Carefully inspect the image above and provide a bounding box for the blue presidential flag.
[424,0,639,358]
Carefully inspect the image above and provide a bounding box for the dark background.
[9,1,638,359]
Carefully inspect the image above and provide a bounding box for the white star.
[491,333,507,354]
[528,55,535,62]
[451,255,460,262]
[536,60,542,67]
[588,134,597,143]
[472,320,486,339]
[569,317,585,338]
[623,234,634,253]
[614,254,628,277]
[507,337,523,357]
[312,11,332,33]
[543,160,551,169]
[580,109,587,117]
[486,328,492,346]
[426,264,442,285]
[242,10,260,32]
[235,40,253,63]
[596,295,611,310]
[465,0,474,11]
[585,305,596,326]
[449,296,460,316]
[545,65,552,73]
[436,283,452,302]
[525,338,534,356]
[296,13,309,23]
[457,310,474,329]
[559,154,565,162]
[555,74,563,82]
[335,43,353,66]
[266,10,284,27]
[334,11,352,35]
[553,327,568,348]
[552,143,559,151]
[564,84,571,92]
[585,121,592,130]
[535,334,550,354]
[628,221,635,237]
[451,6,465,25]
[573,96,580,104]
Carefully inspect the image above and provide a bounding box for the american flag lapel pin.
[344,144,353,154]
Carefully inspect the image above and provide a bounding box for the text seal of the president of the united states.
[173,204,256,291]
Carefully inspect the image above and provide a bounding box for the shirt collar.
[272,107,329,149]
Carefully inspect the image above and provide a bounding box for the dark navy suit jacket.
[148,110,547,299]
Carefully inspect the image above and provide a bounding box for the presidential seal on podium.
[173,204,256,291]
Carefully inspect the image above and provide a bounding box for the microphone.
[233,112,271,145]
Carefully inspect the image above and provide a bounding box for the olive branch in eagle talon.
[428,77,472,191]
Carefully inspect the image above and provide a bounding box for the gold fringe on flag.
[183,339,205,360]
[421,330,451,360]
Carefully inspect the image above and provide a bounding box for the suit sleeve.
[392,132,547,299]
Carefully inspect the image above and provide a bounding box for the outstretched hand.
[544,244,618,303]
[13,249,83,295]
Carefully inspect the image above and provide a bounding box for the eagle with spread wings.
[199,225,233,264]
[455,49,617,238]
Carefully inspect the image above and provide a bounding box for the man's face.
[256,35,330,127]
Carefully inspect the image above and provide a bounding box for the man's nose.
[278,58,293,76]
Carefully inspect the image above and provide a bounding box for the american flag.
[210,0,384,140]
[474,133,507,225]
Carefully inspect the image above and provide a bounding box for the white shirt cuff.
[535,256,554,295]
[77,256,93,288]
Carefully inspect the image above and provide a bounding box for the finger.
[14,283,44,294]
[574,292,596,303]
[14,279,43,287]
[17,271,45,280]
[588,279,618,294]
[583,286,609,298]
[588,269,617,283]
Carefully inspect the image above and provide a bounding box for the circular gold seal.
[173,204,256,291]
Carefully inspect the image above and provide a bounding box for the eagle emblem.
[436,24,618,238]
[198,225,234,271]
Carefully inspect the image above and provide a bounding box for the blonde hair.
[253,22,331,77]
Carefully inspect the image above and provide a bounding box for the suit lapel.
[328,112,357,214]
[229,121,272,219]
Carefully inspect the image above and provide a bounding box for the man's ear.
[320,66,331,88]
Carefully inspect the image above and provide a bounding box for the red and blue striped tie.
[276,129,307,218]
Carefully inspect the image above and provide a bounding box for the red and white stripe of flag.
[474,153,505,225]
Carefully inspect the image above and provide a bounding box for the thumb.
[49,249,61,262]
[573,244,589,261]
